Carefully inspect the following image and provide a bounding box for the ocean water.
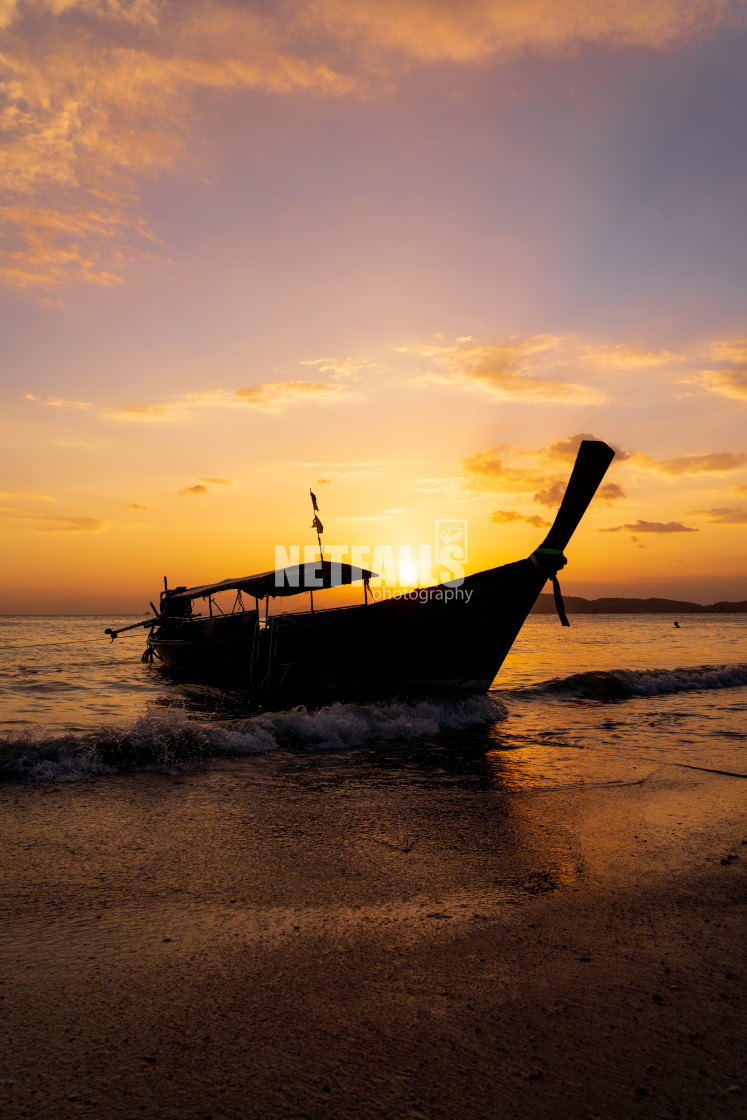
[0,613,745,784]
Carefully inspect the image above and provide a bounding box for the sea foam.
[0,693,507,782]
[533,663,747,701]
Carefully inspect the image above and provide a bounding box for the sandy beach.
[1,742,744,1120]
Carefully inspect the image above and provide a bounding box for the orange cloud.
[2,1,736,290]
[701,338,747,363]
[306,0,735,63]
[461,431,747,515]
[601,520,697,533]
[0,489,53,500]
[532,478,625,508]
[1,511,108,531]
[0,2,18,31]
[489,509,550,528]
[233,381,355,411]
[24,392,95,410]
[597,482,626,503]
[461,448,552,493]
[637,451,747,475]
[697,338,747,401]
[25,380,358,421]
[700,369,747,401]
[406,336,602,403]
[462,434,627,501]
[540,433,631,463]
[178,484,209,497]
[0,2,354,289]
[299,356,376,378]
[694,506,747,524]
[574,342,681,370]
[533,480,566,508]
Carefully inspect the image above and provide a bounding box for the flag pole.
[310,489,324,563]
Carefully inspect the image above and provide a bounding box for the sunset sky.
[1,0,746,613]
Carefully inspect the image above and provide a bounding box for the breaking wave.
[526,663,747,701]
[0,693,506,782]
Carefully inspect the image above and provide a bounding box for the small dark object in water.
[674,620,680,628]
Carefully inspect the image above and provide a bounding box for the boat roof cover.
[166,560,378,602]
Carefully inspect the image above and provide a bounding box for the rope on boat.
[530,548,570,628]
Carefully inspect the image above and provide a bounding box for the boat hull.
[147,557,547,702]
[131,441,618,704]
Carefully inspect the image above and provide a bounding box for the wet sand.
[1,741,745,1119]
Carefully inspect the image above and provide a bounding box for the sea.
[0,613,745,786]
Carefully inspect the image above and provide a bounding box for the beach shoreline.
[1,748,745,1119]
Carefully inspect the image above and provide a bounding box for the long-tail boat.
[106,440,615,704]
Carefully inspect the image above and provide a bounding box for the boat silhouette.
[106,440,615,704]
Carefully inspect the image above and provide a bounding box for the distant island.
[531,595,747,614]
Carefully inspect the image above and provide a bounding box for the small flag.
[310,490,319,511]
[312,514,324,534]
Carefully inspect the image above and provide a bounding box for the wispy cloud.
[489,509,549,528]
[1,511,108,531]
[0,1,354,289]
[2,1,736,291]
[0,489,53,500]
[125,502,147,510]
[460,434,628,501]
[175,476,235,497]
[598,482,626,503]
[636,451,747,476]
[532,480,567,508]
[693,506,747,524]
[533,479,626,507]
[113,382,356,418]
[601,520,698,533]
[299,356,376,379]
[700,369,747,401]
[24,393,95,410]
[461,429,747,514]
[402,335,602,403]
[539,432,631,464]
[702,339,747,363]
[25,380,360,422]
[698,338,747,401]
[400,336,685,404]
[573,342,681,370]
[233,381,356,411]
[461,448,551,493]
[540,430,747,479]
[307,0,737,64]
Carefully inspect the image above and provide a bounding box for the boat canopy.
[165,560,379,602]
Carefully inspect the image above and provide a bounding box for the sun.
[400,564,419,586]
